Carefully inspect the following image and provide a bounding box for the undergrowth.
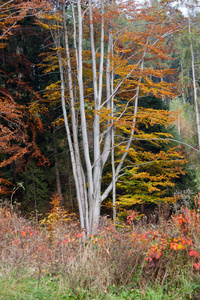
[0,193,200,299]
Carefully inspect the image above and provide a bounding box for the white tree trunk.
[180,60,186,104]
[57,51,86,230]
[189,16,200,150]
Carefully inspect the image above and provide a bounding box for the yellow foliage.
[40,194,73,230]
[52,118,64,127]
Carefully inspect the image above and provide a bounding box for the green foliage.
[19,161,51,212]
[168,97,199,198]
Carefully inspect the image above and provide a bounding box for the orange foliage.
[0,1,51,195]
[0,89,49,194]
[40,194,74,232]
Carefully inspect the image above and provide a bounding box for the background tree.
[0,0,51,203]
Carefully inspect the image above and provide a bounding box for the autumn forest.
[1,0,200,298]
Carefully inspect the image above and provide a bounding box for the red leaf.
[193,263,200,270]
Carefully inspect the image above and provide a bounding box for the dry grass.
[0,198,200,295]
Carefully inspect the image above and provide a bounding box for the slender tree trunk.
[189,16,200,150]
[87,0,105,233]
[62,4,89,233]
[53,128,63,204]
[57,50,85,232]
[177,114,181,136]
[180,60,186,104]
[111,73,116,223]
[12,161,17,185]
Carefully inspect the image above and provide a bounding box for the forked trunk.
[51,0,181,236]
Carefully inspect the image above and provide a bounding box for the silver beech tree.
[38,0,183,235]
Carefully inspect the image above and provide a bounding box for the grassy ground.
[0,268,199,299]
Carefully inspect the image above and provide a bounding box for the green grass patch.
[0,271,199,300]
